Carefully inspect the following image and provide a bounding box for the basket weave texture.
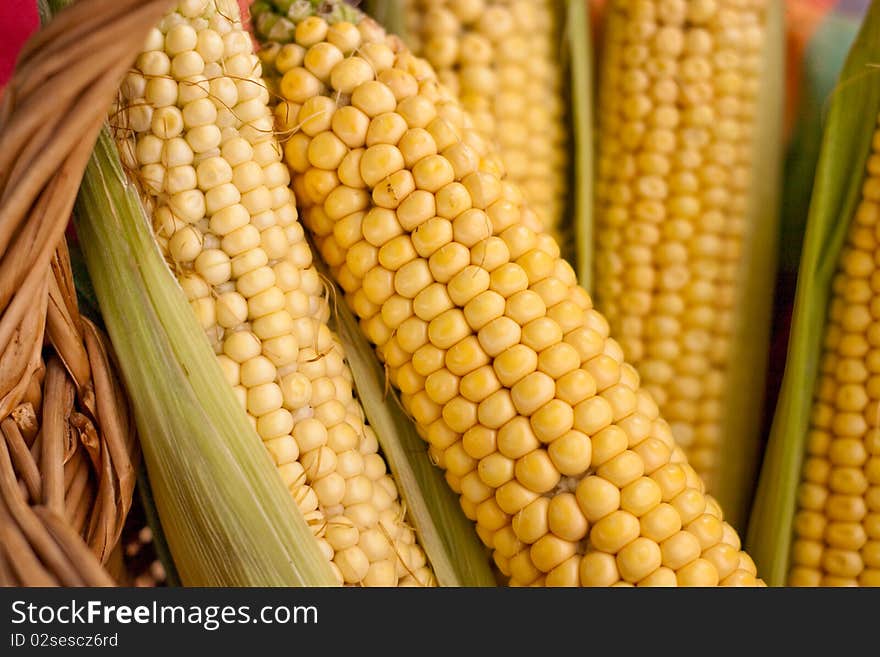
[0,0,173,586]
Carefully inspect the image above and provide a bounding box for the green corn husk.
[777,14,862,277]
[360,0,592,281]
[325,267,495,586]
[746,1,880,586]
[75,131,337,587]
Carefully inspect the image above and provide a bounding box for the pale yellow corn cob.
[594,0,772,496]
[113,0,432,587]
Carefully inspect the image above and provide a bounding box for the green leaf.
[777,14,862,275]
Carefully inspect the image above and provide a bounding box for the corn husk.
[746,1,880,586]
[777,13,862,277]
[74,131,337,587]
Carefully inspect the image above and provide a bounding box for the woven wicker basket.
[0,0,173,587]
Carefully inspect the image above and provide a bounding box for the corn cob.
[593,0,783,523]
[113,0,432,587]
[747,3,880,587]
[786,189,880,587]
[257,2,763,586]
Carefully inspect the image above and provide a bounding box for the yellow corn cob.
[785,120,880,587]
[113,0,432,587]
[593,0,781,512]
[258,3,763,586]
[402,0,568,240]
